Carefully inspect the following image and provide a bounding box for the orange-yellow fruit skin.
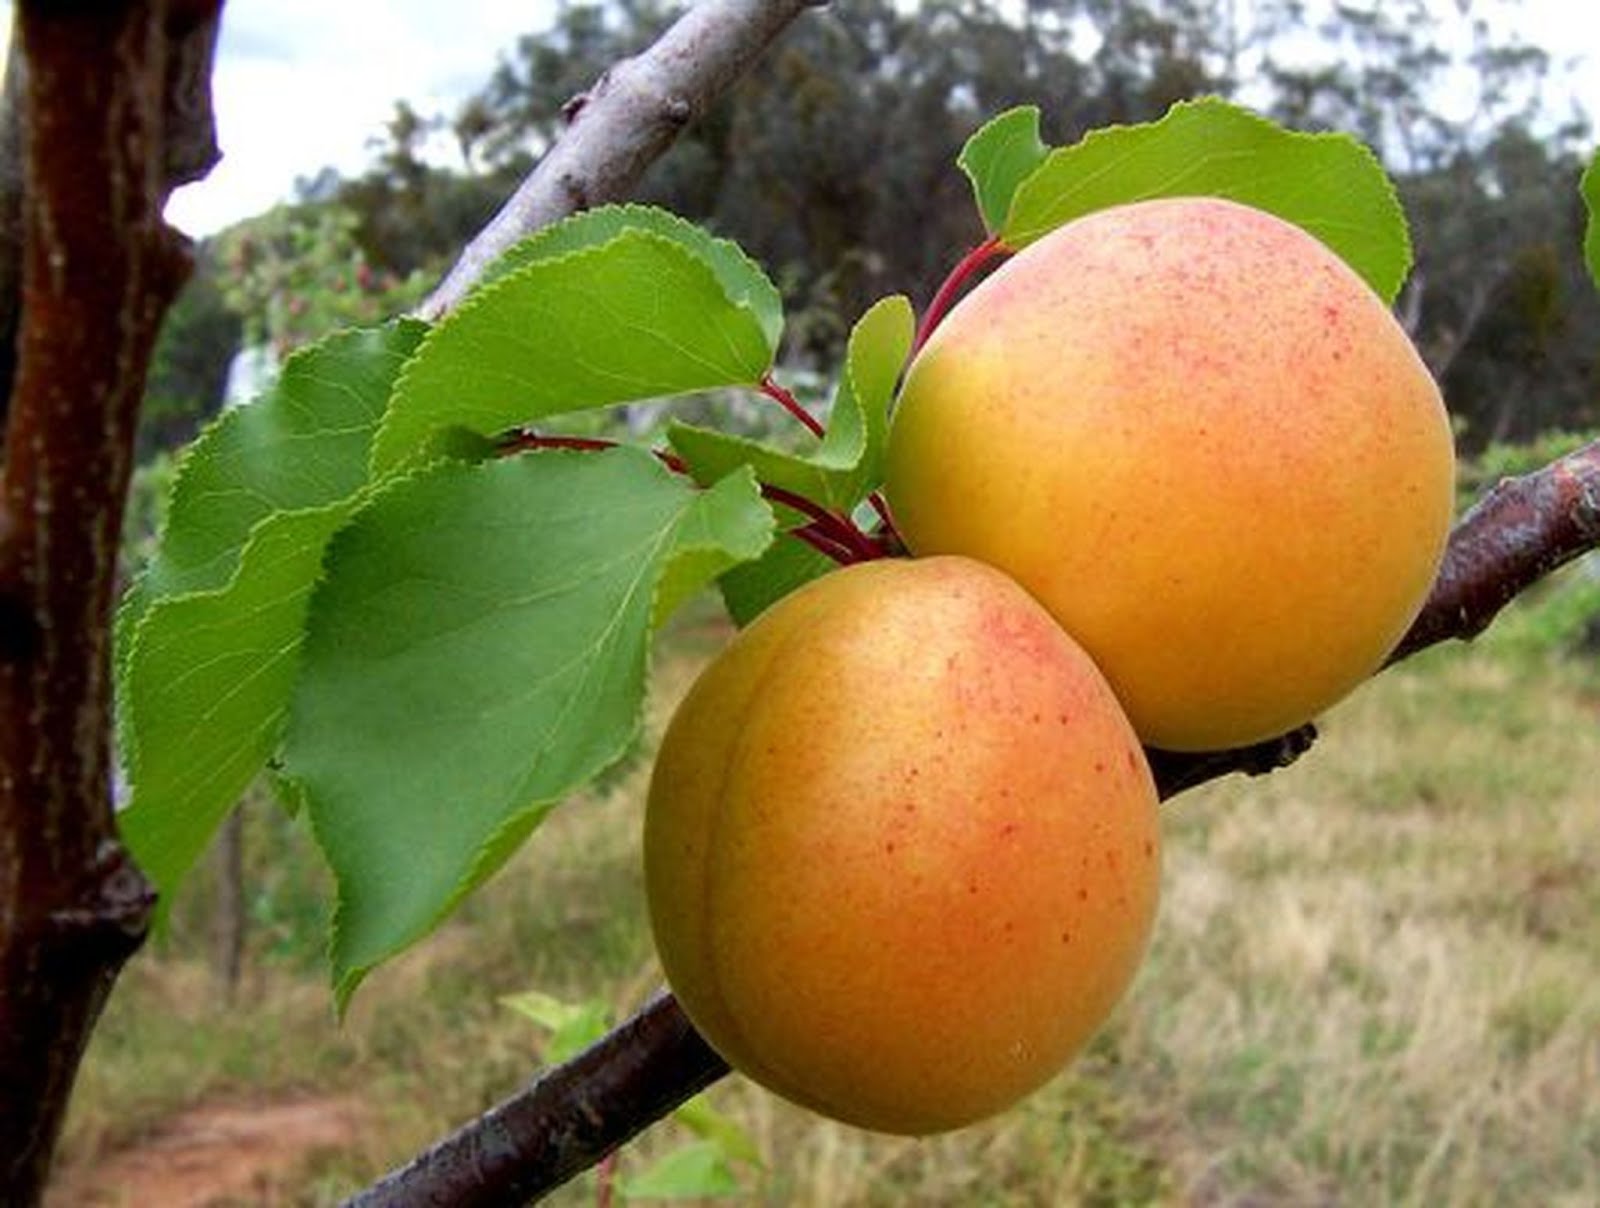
[885,197,1456,752]
[644,556,1160,1135]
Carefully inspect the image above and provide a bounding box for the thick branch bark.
[0,2,220,1199]
[420,0,827,319]
[1389,439,1600,660]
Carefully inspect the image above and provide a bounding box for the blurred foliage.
[287,0,1597,448]
[1482,562,1600,659]
[1458,427,1600,501]
[132,1,1600,464]
[120,451,179,587]
[212,203,429,360]
[137,247,241,460]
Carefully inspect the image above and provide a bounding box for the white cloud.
[165,0,554,237]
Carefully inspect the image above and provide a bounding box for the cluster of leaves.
[116,98,1454,1007]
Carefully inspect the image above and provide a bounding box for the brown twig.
[347,992,729,1208]
[0,1,220,1198]
[1388,438,1600,661]
[420,0,829,319]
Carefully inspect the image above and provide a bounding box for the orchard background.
[0,1,1597,1204]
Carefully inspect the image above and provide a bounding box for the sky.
[0,1,1596,238]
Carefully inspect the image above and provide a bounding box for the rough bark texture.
[1389,439,1600,660]
[0,2,220,1199]
[420,0,828,318]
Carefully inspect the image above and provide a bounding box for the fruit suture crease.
[645,197,1454,1134]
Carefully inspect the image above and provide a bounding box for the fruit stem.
[912,234,1008,356]
[758,373,826,439]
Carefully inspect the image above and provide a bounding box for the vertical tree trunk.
[0,3,220,1198]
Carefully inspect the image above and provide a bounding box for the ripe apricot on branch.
[885,197,1456,752]
[644,556,1160,1135]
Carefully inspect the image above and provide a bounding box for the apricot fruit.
[884,197,1455,751]
[644,556,1160,1134]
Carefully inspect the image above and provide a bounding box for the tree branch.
[419,0,828,319]
[1388,438,1600,660]
[0,1,220,1199]
[348,992,728,1208]
[350,435,1600,1205]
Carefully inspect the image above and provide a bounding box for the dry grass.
[55,615,1600,1206]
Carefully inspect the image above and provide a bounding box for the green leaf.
[1582,149,1600,291]
[718,532,837,628]
[372,230,776,474]
[667,295,914,512]
[619,1141,742,1201]
[483,204,784,352]
[671,1096,763,1168]
[116,322,426,908]
[118,507,353,907]
[502,991,612,1064]
[1002,97,1410,303]
[281,449,772,1007]
[120,321,428,643]
[959,106,1051,235]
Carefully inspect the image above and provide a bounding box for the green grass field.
[54,589,1600,1206]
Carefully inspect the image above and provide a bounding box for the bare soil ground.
[46,1094,369,1207]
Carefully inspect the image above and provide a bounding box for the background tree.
[290,0,1595,444]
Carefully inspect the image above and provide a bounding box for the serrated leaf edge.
[373,228,777,478]
[957,105,1047,235]
[315,451,772,1010]
[483,202,785,350]
[1002,96,1412,301]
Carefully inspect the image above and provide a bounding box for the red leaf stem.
[760,483,883,564]
[503,430,880,566]
[912,234,1008,356]
[757,373,826,438]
